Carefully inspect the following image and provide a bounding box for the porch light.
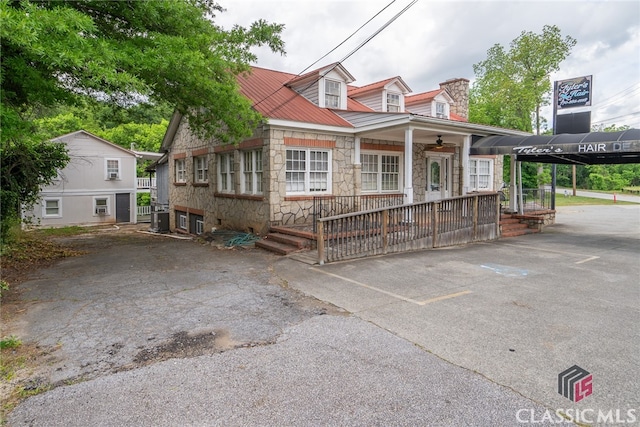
[436,135,443,147]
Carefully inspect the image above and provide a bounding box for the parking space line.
[575,255,600,264]
[309,267,472,306]
[501,243,599,263]
[417,290,472,305]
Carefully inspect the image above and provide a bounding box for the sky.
[214,0,640,131]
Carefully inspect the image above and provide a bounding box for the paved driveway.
[7,205,639,426]
[276,205,640,422]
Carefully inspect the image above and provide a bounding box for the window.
[387,93,401,112]
[175,159,186,183]
[242,150,263,194]
[94,197,108,215]
[436,102,447,118]
[218,153,235,192]
[469,158,493,191]
[176,211,187,230]
[106,159,120,180]
[325,80,341,109]
[194,156,208,183]
[286,148,331,194]
[360,152,402,193]
[196,219,204,235]
[43,198,61,217]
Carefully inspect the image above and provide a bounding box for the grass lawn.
[554,195,636,206]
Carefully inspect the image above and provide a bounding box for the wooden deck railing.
[316,193,501,264]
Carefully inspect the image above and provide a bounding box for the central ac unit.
[109,172,118,179]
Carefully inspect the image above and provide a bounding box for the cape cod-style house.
[160,63,528,236]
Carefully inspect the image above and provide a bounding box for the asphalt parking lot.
[6,204,639,426]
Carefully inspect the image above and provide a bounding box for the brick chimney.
[439,78,469,120]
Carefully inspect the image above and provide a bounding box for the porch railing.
[316,193,501,264]
[313,194,405,232]
[500,187,552,212]
[137,205,152,216]
[137,177,157,189]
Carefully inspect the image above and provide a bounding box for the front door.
[426,156,451,201]
[115,193,130,223]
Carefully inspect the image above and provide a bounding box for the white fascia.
[266,119,355,136]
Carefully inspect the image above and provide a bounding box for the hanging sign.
[556,75,592,109]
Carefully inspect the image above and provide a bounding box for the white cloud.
[216,0,640,129]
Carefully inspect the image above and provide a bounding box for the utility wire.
[591,111,640,125]
[252,0,399,111]
[262,0,419,117]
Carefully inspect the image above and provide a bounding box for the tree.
[1,0,285,240]
[470,25,576,134]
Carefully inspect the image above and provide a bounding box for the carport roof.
[470,129,640,164]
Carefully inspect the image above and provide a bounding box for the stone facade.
[440,78,470,120]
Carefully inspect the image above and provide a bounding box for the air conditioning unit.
[96,207,108,215]
[109,172,118,180]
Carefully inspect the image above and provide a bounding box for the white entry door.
[426,156,452,201]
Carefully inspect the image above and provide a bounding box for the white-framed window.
[387,93,401,112]
[286,148,331,194]
[325,80,341,109]
[175,159,186,183]
[196,219,204,235]
[242,150,263,194]
[218,152,235,193]
[177,212,187,230]
[94,197,109,215]
[469,158,494,191]
[42,198,62,218]
[436,102,447,119]
[106,159,120,180]
[360,152,402,193]
[194,155,208,183]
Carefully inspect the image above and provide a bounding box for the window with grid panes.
[175,159,186,183]
[218,153,234,192]
[387,93,400,112]
[43,199,61,217]
[242,150,263,194]
[286,148,331,194]
[194,156,208,183]
[436,102,446,118]
[360,152,401,193]
[325,80,341,108]
[469,158,493,190]
[106,159,120,179]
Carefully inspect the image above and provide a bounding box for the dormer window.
[387,93,401,112]
[325,80,341,108]
[436,102,447,118]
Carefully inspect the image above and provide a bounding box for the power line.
[252,0,400,111]
[262,0,419,117]
[591,111,640,125]
[593,84,640,109]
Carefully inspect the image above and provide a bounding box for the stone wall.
[439,78,470,120]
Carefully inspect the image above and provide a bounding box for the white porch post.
[354,136,362,195]
[354,136,361,164]
[404,128,414,205]
[462,135,471,195]
[509,155,517,212]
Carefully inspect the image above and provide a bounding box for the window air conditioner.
[109,172,118,179]
[96,207,108,215]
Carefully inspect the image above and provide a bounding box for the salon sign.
[556,75,592,109]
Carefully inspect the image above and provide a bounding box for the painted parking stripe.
[310,267,471,306]
[501,243,600,264]
[575,255,600,264]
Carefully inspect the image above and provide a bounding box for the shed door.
[115,193,130,223]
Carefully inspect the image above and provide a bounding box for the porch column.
[462,135,471,194]
[509,155,517,212]
[404,128,413,205]
[354,136,362,195]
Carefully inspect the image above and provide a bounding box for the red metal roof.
[237,66,353,128]
[347,77,397,96]
[405,89,443,105]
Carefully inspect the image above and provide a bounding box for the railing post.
[432,202,439,248]
[382,209,389,254]
[472,194,479,241]
[496,193,502,238]
[317,220,325,265]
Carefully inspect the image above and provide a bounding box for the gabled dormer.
[405,89,454,119]
[347,77,412,113]
[286,63,355,110]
